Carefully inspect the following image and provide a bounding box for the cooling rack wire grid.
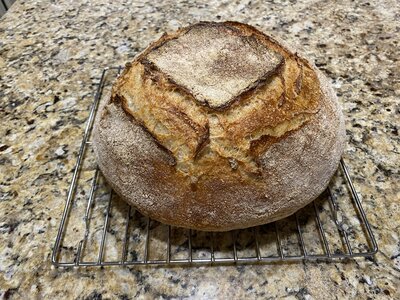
[52,67,378,268]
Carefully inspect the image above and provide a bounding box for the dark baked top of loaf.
[145,23,283,109]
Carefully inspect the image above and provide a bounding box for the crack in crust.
[194,123,210,160]
[113,94,177,166]
[141,58,199,106]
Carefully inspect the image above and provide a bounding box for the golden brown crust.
[93,21,346,231]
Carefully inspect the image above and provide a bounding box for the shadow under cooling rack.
[51,67,378,268]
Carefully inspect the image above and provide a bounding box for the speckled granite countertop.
[0,0,399,299]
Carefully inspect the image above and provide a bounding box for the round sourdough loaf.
[93,21,346,231]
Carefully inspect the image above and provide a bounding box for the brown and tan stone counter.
[0,0,399,298]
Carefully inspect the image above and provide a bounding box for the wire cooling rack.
[51,67,378,267]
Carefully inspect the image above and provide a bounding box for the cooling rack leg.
[232,231,238,262]
[313,201,332,257]
[75,168,100,265]
[210,232,215,263]
[340,159,378,254]
[121,206,132,264]
[274,223,284,259]
[326,186,353,256]
[188,229,193,263]
[97,190,113,264]
[167,226,171,264]
[253,227,262,261]
[295,213,307,258]
[144,218,150,263]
